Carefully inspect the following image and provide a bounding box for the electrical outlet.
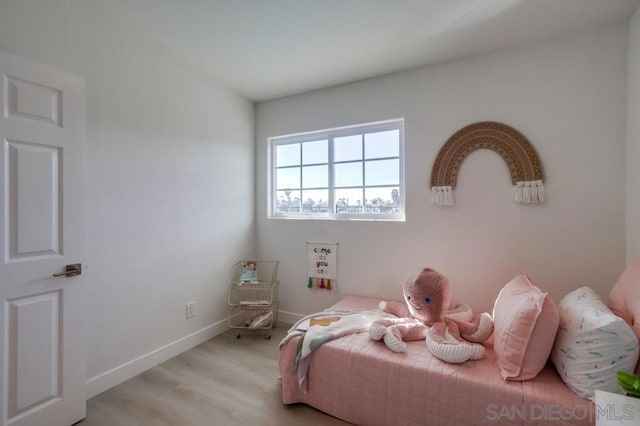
[186,302,195,319]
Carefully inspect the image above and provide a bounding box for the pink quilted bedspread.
[279,296,594,426]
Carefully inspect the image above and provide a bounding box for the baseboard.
[277,309,303,325]
[86,318,228,399]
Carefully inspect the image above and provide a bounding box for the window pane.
[276,167,300,189]
[365,130,399,159]
[365,187,400,214]
[271,119,403,219]
[276,143,300,167]
[365,159,399,186]
[302,165,328,188]
[334,162,362,188]
[335,188,364,214]
[275,190,301,214]
[302,189,329,213]
[302,140,328,165]
[334,135,362,162]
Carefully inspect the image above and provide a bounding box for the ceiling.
[100,0,640,102]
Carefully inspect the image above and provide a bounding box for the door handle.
[52,263,82,277]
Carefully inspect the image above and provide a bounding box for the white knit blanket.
[280,309,389,389]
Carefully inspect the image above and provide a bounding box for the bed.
[279,296,595,426]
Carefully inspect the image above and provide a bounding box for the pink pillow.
[608,259,640,373]
[492,275,559,381]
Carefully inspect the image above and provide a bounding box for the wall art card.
[306,242,337,291]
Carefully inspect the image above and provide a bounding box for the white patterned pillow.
[550,287,639,401]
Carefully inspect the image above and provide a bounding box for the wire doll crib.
[227,260,279,339]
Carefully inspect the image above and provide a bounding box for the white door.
[0,50,86,426]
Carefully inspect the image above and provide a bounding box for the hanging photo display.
[306,242,338,291]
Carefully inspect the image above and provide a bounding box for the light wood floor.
[80,325,350,426]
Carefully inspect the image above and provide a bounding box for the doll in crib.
[239,261,258,283]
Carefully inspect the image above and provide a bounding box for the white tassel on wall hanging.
[432,181,545,206]
[431,186,454,206]
[513,180,545,204]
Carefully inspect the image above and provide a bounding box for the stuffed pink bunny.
[369,268,494,363]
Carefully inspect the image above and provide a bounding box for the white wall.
[256,25,628,318]
[0,0,255,395]
[627,7,640,263]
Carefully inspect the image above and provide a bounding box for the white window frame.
[268,119,405,221]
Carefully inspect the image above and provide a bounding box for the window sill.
[268,214,405,222]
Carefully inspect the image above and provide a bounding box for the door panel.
[0,50,86,426]
[5,76,62,127]
[5,140,61,260]
[7,291,61,418]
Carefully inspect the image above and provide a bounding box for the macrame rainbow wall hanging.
[430,121,545,206]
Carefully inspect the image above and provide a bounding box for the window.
[269,119,404,220]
